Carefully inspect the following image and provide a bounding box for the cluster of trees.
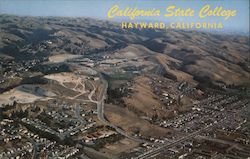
[31,63,71,74]
[93,134,124,150]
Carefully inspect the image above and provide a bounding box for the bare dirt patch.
[0,85,55,107]
[100,138,139,156]
[49,54,81,63]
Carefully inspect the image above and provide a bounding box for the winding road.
[64,62,146,143]
[88,76,145,143]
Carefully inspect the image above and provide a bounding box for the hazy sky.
[0,0,249,32]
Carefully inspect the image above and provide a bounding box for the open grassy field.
[105,104,172,138]
[100,138,139,156]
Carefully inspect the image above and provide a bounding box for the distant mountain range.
[0,14,249,86]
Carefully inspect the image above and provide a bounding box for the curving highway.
[88,76,145,143]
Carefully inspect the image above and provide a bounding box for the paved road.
[26,137,39,159]
[135,124,216,159]
[68,62,146,143]
[135,112,230,159]
[88,76,145,143]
